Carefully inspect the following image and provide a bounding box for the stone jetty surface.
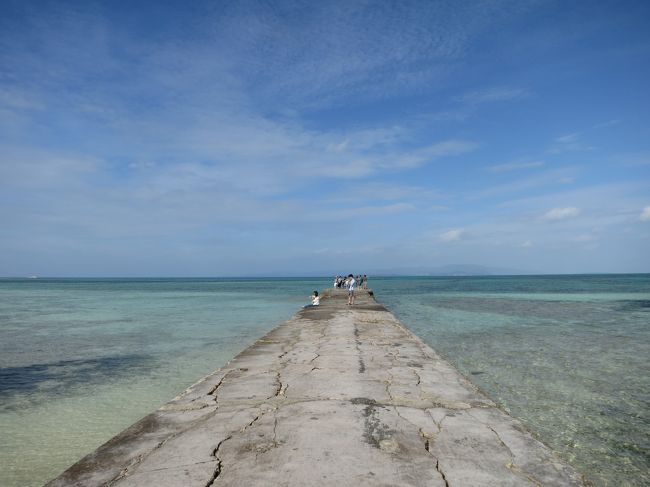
[47,289,588,487]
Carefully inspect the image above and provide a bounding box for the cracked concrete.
[45,289,589,487]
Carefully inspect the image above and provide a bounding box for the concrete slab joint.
[46,289,590,487]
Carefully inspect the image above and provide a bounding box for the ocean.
[0,275,648,486]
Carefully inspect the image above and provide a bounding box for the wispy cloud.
[593,119,621,129]
[388,140,477,169]
[557,177,575,184]
[457,87,528,105]
[488,160,544,172]
[570,234,597,242]
[619,152,650,167]
[640,206,650,221]
[472,167,579,200]
[223,2,534,109]
[439,228,466,242]
[556,133,581,144]
[542,207,581,221]
[497,182,650,225]
[0,147,100,189]
[328,182,444,204]
[331,203,416,220]
[548,132,597,154]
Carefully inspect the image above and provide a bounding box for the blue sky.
[1,0,649,276]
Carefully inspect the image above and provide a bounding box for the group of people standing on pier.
[334,274,368,290]
[334,274,368,306]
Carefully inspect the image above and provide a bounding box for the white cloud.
[439,228,465,242]
[542,207,581,221]
[521,240,533,248]
[640,206,650,221]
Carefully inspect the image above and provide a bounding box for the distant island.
[367,264,530,277]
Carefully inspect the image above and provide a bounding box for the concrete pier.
[47,289,588,486]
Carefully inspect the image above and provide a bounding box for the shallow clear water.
[1,275,648,486]
[372,275,650,487]
[0,278,328,487]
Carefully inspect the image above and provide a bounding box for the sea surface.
[1,275,648,486]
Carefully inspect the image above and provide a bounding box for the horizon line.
[2,272,649,279]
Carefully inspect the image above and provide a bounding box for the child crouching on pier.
[304,291,320,308]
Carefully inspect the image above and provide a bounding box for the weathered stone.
[45,289,588,487]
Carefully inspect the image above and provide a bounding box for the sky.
[1,0,649,277]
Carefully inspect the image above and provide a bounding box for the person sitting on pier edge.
[347,274,356,305]
[304,291,320,308]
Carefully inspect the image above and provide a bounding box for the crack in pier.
[205,435,232,487]
[353,321,366,373]
[435,459,451,487]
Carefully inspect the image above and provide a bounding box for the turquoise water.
[0,278,329,487]
[372,275,650,487]
[1,276,649,486]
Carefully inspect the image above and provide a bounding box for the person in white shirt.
[304,291,320,308]
[347,274,356,305]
